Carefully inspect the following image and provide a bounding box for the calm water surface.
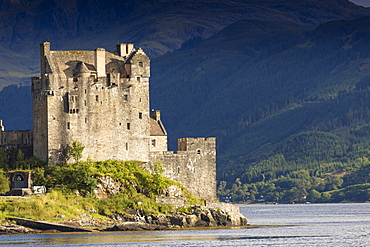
[2,203,370,246]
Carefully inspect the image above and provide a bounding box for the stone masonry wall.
[33,43,151,164]
[149,137,216,200]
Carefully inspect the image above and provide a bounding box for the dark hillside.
[150,16,370,185]
[0,0,369,89]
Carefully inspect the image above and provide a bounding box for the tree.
[68,140,85,163]
[0,148,8,171]
[0,169,10,194]
[15,150,25,169]
[307,189,321,202]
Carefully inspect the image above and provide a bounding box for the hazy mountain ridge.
[0,0,369,89]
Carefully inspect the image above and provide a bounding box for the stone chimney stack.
[95,48,106,77]
[116,43,134,57]
[0,120,4,131]
[151,110,161,121]
[40,42,50,78]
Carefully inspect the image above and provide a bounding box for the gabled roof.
[150,118,167,136]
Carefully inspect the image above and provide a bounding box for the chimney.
[0,120,4,131]
[95,48,106,77]
[151,110,161,121]
[116,43,134,57]
[40,42,50,77]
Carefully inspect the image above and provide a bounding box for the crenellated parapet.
[149,137,216,200]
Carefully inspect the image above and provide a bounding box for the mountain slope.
[0,0,369,89]
[150,16,370,182]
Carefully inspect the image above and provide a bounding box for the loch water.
[2,203,370,246]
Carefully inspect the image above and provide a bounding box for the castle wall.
[0,121,33,157]
[33,43,151,164]
[149,137,216,200]
[150,135,167,152]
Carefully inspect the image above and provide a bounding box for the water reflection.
[1,203,370,246]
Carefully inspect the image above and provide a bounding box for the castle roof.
[46,50,130,78]
[74,62,91,75]
[150,118,166,136]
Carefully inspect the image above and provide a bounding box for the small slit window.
[123,95,128,101]
[151,139,156,147]
[67,122,70,129]
[96,95,99,102]
[137,77,140,82]
[139,112,142,119]
[138,62,143,67]
[127,123,130,130]
[197,150,201,155]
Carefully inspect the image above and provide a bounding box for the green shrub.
[0,169,9,194]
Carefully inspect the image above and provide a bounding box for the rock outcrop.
[0,223,41,234]
[106,202,247,231]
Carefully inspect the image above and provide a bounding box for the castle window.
[67,122,70,129]
[85,89,87,94]
[126,143,129,150]
[96,95,99,102]
[76,109,79,114]
[139,112,142,119]
[119,123,121,126]
[127,123,130,130]
[85,118,87,123]
[151,139,156,147]
[84,100,87,106]
[177,167,180,174]
[197,150,201,155]
[137,77,140,82]
[123,95,128,101]
[138,62,143,67]
[70,109,73,114]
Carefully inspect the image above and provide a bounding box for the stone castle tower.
[32,42,157,163]
[29,42,216,199]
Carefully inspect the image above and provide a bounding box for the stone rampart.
[149,137,216,200]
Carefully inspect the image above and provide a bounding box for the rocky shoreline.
[1,203,247,234]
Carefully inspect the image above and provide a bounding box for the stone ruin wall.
[0,120,33,158]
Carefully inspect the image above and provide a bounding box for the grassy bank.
[0,160,201,223]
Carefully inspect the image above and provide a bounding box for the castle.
[0,42,216,200]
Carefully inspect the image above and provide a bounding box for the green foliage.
[0,191,99,221]
[0,169,9,194]
[68,140,85,162]
[0,147,45,172]
[35,160,191,205]
[0,148,8,171]
[0,160,201,221]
